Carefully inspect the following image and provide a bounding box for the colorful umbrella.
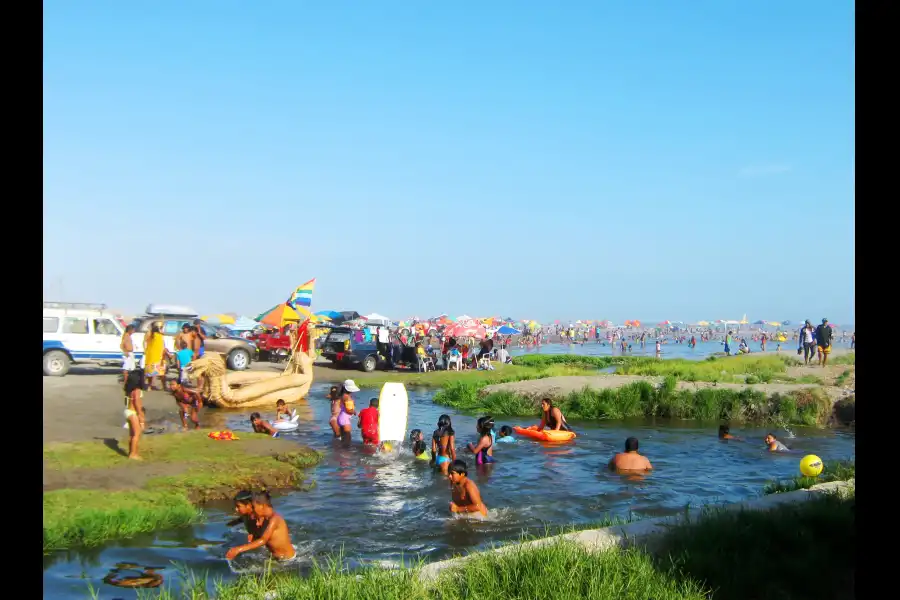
[753,320,767,325]
[443,318,487,339]
[202,314,236,325]
[496,325,521,335]
[316,310,342,319]
[696,321,710,326]
[255,303,307,327]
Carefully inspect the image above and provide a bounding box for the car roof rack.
[43,301,108,311]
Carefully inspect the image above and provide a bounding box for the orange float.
[512,425,576,443]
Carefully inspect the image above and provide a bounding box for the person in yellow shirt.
[143,322,166,390]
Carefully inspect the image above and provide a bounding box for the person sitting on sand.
[168,380,203,430]
[538,398,572,432]
[495,425,516,443]
[765,433,790,452]
[466,416,495,465]
[431,414,457,474]
[608,437,653,472]
[448,459,488,516]
[225,491,295,561]
[226,490,268,543]
[250,412,278,436]
[124,368,145,460]
[718,425,741,441]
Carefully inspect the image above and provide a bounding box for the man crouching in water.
[448,459,488,517]
[608,437,653,472]
[225,491,296,561]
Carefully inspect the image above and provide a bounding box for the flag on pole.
[286,278,315,315]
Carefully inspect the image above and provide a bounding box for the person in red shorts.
[358,398,380,445]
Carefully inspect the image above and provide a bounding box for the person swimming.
[448,459,488,516]
[765,433,790,452]
[226,490,268,543]
[495,425,516,443]
[467,416,495,465]
[718,424,741,441]
[608,437,653,472]
[410,429,429,460]
[431,414,456,474]
[538,398,572,432]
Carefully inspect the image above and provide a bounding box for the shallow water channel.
[43,383,855,598]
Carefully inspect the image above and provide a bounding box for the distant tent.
[227,316,262,332]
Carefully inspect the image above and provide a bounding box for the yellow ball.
[381,442,393,452]
[799,454,824,477]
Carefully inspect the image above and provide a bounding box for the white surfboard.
[378,382,408,443]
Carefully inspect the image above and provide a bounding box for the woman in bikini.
[431,414,457,474]
[538,398,573,432]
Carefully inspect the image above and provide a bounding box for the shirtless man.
[608,437,653,472]
[448,459,488,516]
[121,324,136,380]
[225,491,295,561]
[250,412,278,436]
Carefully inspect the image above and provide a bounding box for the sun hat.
[343,379,360,393]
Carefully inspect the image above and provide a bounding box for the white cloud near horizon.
[738,164,792,177]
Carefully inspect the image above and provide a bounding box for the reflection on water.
[102,563,164,589]
[44,384,855,599]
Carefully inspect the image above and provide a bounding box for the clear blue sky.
[43,1,854,324]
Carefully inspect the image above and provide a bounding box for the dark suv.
[320,326,419,372]
[132,314,258,370]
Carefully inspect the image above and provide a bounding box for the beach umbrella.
[753,320,767,325]
[658,320,671,326]
[255,303,305,327]
[496,325,521,335]
[696,321,710,326]
[768,321,781,327]
[316,310,342,319]
[202,314,236,325]
[782,320,792,326]
[227,316,263,332]
[444,318,487,339]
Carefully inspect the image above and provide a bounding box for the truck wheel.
[43,351,70,376]
[227,349,251,371]
[362,355,377,372]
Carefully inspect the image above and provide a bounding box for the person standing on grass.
[124,369,145,460]
[815,318,834,367]
[121,324,136,381]
[799,320,816,365]
[724,330,733,356]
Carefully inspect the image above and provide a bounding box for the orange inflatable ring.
[513,425,576,443]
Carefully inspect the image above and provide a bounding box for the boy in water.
[124,369,145,460]
[225,491,296,561]
[496,425,516,443]
[718,425,741,440]
[358,398,380,445]
[250,412,278,437]
[448,459,488,516]
[226,490,268,542]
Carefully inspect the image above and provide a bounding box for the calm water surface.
[509,339,853,360]
[43,383,855,598]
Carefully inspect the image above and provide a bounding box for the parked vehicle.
[319,326,417,372]
[43,302,126,376]
[130,304,258,371]
[251,325,295,362]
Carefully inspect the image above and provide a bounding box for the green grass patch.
[659,491,855,600]
[355,363,597,388]
[43,489,201,552]
[829,352,855,365]
[436,380,833,426]
[43,432,320,552]
[834,368,852,387]
[615,354,794,383]
[763,460,855,495]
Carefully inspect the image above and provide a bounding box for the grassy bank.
[146,492,853,600]
[434,377,833,426]
[354,362,599,388]
[43,432,320,552]
[763,460,855,495]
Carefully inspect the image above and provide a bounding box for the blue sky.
[43,1,854,324]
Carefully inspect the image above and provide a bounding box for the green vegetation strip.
[43,433,320,552]
[147,492,853,600]
[763,460,855,495]
[434,377,834,426]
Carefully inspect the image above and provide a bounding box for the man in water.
[448,459,488,516]
[225,491,296,561]
[765,433,790,452]
[227,490,268,543]
[718,425,741,440]
[358,398,379,446]
[250,412,278,436]
[608,437,653,471]
[815,318,834,367]
[538,398,572,432]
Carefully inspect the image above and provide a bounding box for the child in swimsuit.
[226,490,268,542]
[467,416,495,465]
[275,399,295,421]
[448,459,488,516]
[123,369,145,460]
[495,425,516,443]
[250,412,278,437]
[327,386,341,437]
[168,381,202,430]
[409,429,430,460]
[431,414,456,474]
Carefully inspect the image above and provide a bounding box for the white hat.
[343,379,360,393]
